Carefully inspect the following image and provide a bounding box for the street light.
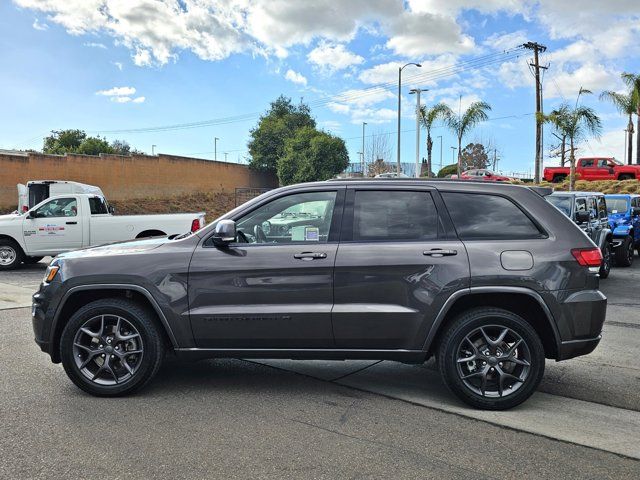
[437,135,443,171]
[361,122,367,176]
[214,137,219,162]
[409,88,428,178]
[151,144,156,156]
[397,62,422,174]
[451,146,457,166]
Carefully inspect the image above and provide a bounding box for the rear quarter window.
[442,192,545,240]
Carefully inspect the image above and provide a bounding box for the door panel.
[332,188,470,350]
[22,196,82,254]
[188,244,337,348]
[188,188,344,349]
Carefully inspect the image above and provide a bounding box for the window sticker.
[305,227,319,241]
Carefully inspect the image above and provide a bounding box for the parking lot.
[1,260,639,479]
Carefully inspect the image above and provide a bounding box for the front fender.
[593,228,612,250]
[613,225,632,237]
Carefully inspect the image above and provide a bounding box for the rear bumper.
[557,336,601,361]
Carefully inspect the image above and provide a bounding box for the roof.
[550,191,605,197]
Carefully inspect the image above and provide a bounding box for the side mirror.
[575,210,590,224]
[108,205,116,214]
[212,220,236,246]
[485,171,493,177]
[633,207,640,216]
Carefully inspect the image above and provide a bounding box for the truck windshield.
[606,198,629,214]
[546,196,572,217]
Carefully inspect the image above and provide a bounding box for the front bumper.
[31,279,63,362]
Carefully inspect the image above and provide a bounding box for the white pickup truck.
[0,193,205,270]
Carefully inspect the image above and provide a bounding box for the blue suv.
[605,194,640,267]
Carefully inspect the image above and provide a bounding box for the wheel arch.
[50,284,178,363]
[424,287,561,360]
[0,234,24,250]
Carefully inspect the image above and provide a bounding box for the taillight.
[571,248,602,267]
[191,218,201,232]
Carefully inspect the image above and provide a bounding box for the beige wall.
[0,152,277,208]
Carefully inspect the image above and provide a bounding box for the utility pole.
[409,88,428,178]
[361,122,367,176]
[214,137,219,161]
[397,62,422,174]
[437,135,443,171]
[523,41,547,183]
[451,146,457,165]
[224,152,228,162]
[151,144,156,155]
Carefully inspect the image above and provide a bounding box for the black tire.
[618,174,634,181]
[437,307,545,410]
[552,175,566,183]
[614,236,634,267]
[0,238,25,270]
[23,256,44,265]
[599,243,611,279]
[60,298,164,396]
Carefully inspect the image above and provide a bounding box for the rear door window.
[442,192,543,240]
[352,190,439,241]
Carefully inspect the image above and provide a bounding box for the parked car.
[543,157,640,183]
[18,180,105,214]
[546,192,612,278]
[32,180,607,410]
[458,169,513,182]
[374,172,410,178]
[604,194,640,267]
[0,193,205,270]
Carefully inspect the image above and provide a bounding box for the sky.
[1,0,639,176]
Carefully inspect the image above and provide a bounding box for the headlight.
[43,265,60,284]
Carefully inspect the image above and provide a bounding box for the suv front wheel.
[60,298,164,396]
[438,307,545,410]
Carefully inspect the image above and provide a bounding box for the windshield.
[547,196,572,217]
[606,198,629,214]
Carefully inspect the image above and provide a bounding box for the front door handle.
[423,248,457,257]
[66,221,78,225]
[294,252,327,260]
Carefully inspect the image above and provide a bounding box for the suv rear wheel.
[60,298,164,396]
[437,307,545,410]
[599,243,611,279]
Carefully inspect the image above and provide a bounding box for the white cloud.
[307,42,364,73]
[545,63,619,100]
[32,18,48,31]
[83,42,106,49]
[483,31,528,51]
[111,96,132,103]
[112,61,123,71]
[359,55,457,86]
[132,96,145,103]
[96,86,136,97]
[284,69,307,86]
[333,88,395,107]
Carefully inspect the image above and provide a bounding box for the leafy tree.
[600,88,636,165]
[460,143,489,170]
[277,127,349,185]
[446,101,492,176]
[43,129,87,154]
[541,88,602,190]
[437,164,458,178]
[544,104,571,166]
[76,136,113,155]
[419,103,452,178]
[110,139,132,155]
[248,96,316,172]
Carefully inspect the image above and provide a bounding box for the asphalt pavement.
[1,260,639,479]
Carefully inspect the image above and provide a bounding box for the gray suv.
[32,180,607,410]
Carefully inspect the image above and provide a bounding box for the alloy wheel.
[72,314,144,385]
[455,325,531,398]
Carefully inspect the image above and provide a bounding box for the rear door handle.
[66,221,78,225]
[423,248,457,257]
[294,252,327,260]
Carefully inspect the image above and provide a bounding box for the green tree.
[76,137,114,155]
[248,96,316,173]
[541,88,602,190]
[460,142,489,170]
[620,73,640,164]
[419,103,452,178]
[545,104,571,166]
[277,127,349,185]
[446,101,492,176]
[600,88,636,165]
[437,163,458,178]
[43,129,86,154]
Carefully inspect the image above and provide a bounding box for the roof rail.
[528,185,553,197]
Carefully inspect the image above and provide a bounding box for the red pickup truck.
[544,157,640,183]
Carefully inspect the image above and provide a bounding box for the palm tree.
[418,103,452,177]
[621,73,640,164]
[544,104,571,166]
[542,88,602,190]
[446,101,491,176]
[600,89,635,165]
